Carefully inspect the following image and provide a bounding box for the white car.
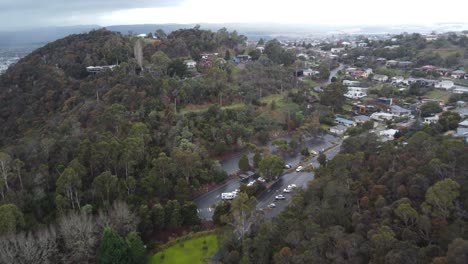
[283,188,291,193]
[310,150,318,155]
[258,177,266,183]
[284,164,292,169]
[247,181,256,187]
[221,192,236,200]
[267,203,276,208]
[288,184,297,189]
[275,194,286,200]
[296,166,303,172]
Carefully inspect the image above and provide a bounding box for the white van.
[221,192,236,200]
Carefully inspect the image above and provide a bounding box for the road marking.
[216,195,220,198]
[197,209,200,213]
[208,208,212,212]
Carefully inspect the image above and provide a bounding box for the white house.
[330,124,347,135]
[184,60,197,69]
[256,46,265,53]
[378,129,399,141]
[345,87,368,99]
[343,80,361,86]
[390,105,411,116]
[373,74,389,83]
[452,70,466,79]
[303,68,320,76]
[435,80,455,90]
[331,47,345,54]
[391,76,405,84]
[453,86,468,94]
[371,112,394,122]
[424,115,439,124]
[296,53,309,59]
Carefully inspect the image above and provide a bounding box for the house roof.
[391,105,411,114]
[459,120,468,127]
[453,70,466,74]
[354,115,370,122]
[331,124,347,131]
[456,127,468,137]
[335,117,356,125]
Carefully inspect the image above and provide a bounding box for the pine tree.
[97,228,128,264]
[126,231,147,264]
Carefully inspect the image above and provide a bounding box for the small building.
[184,60,197,69]
[390,105,411,116]
[331,47,345,54]
[335,117,356,127]
[378,97,393,105]
[372,74,389,83]
[371,112,394,122]
[453,86,468,94]
[452,70,466,79]
[303,68,320,76]
[386,60,398,67]
[343,80,361,86]
[424,115,439,124]
[358,42,368,48]
[376,57,387,63]
[354,115,371,124]
[256,46,265,53]
[86,65,117,73]
[455,108,468,118]
[330,124,347,135]
[455,127,468,142]
[391,76,405,84]
[435,80,455,90]
[459,119,468,128]
[378,129,399,141]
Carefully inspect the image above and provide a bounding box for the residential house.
[455,127,468,143]
[256,46,265,53]
[391,76,405,84]
[86,65,117,73]
[424,115,439,124]
[335,117,356,127]
[390,105,411,116]
[376,57,387,63]
[236,55,251,62]
[184,60,197,69]
[378,129,399,141]
[378,97,393,105]
[453,86,468,94]
[372,74,389,83]
[435,80,455,90]
[297,53,309,59]
[422,65,437,71]
[456,108,468,118]
[343,80,361,86]
[436,68,451,76]
[386,60,398,67]
[345,87,368,99]
[331,47,345,54]
[452,70,466,79]
[354,115,371,124]
[358,42,368,48]
[303,68,320,76]
[371,112,394,122]
[330,124,347,135]
[458,119,468,128]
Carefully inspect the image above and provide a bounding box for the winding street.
[194,134,343,220]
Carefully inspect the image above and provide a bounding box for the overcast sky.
[2,0,468,30]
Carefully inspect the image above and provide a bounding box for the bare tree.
[99,200,138,237]
[58,212,97,264]
[0,227,58,264]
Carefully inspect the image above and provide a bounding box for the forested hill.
[0,29,132,143]
[0,25,302,257]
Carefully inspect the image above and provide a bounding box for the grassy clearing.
[426,89,451,103]
[150,234,218,264]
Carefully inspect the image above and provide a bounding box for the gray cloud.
[0,0,184,30]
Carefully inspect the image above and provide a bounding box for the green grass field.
[150,234,218,264]
[426,89,451,103]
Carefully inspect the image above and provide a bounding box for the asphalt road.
[195,134,341,220]
[258,142,342,219]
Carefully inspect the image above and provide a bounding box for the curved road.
[195,134,342,220]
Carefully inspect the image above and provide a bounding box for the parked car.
[221,192,236,200]
[310,150,318,155]
[288,184,297,189]
[275,194,286,200]
[296,166,303,172]
[284,164,292,169]
[283,188,291,193]
[257,177,266,183]
[247,180,256,187]
[268,203,276,208]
